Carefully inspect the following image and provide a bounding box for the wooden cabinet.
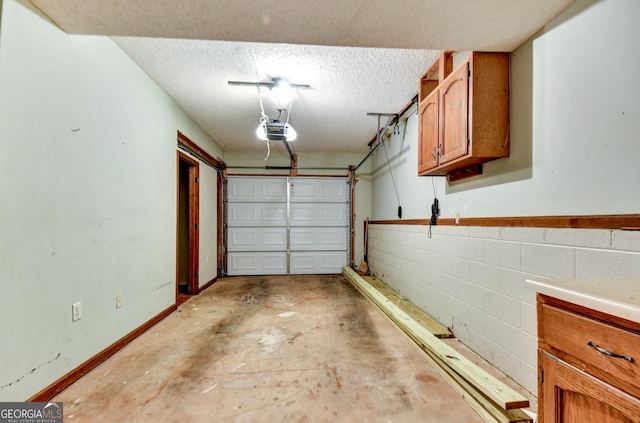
[418,88,438,173]
[537,294,640,422]
[417,51,510,181]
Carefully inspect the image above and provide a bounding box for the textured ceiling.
[29,0,574,154]
[112,38,439,153]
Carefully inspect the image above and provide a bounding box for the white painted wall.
[372,0,640,220]
[367,0,640,396]
[0,0,221,400]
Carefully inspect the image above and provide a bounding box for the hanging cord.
[252,51,272,161]
[378,114,402,219]
[382,137,402,218]
[285,90,294,126]
[432,176,438,199]
[428,177,440,239]
[264,138,271,161]
[283,85,295,146]
[252,47,269,124]
[255,84,271,161]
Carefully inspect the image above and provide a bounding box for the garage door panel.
[290,252,346,274]
[227,252,287,275]
[228,203,287,226]
[228,227,287,251]
[290,178,348,202]
[290,227,347,251]
[226,177,349,275]
[290,203,347,226]
[227,177,287,202]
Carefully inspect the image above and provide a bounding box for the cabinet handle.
[432,147,437,160]
[587,341,634,362]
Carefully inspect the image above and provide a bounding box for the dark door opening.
[176,151,199,299]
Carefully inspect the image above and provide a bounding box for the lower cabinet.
[537,295,640,422]
[540,352,640,422]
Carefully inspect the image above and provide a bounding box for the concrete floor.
[54,275,496,422]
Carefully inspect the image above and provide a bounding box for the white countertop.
[526,277,640,324]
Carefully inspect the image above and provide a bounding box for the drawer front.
[540,303,640,396]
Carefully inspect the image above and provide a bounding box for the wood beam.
[369,214,640,230]
[343,266,530,412]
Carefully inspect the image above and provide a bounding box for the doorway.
[225,176,350,275]
[176,151,199,299]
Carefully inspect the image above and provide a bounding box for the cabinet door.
[541,352,640,423]
[439,62,469,165]
[418,90,439,174]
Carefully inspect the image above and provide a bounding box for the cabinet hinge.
[194,223,198,230]
[195,177,199,183]
[540,368,544,384]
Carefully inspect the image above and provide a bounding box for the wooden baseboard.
[198,276,217,293]
[27,304,177,402]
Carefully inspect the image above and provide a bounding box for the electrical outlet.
[116,294,122,309]
[72,302,82,322]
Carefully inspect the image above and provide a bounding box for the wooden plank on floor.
[421,346,533,423]
[415,345,500,423]
[343,266,530,412]
[363,275,451,338]
[400,330,532,423]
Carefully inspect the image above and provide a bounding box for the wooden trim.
[216,170,224,278]
[177,131,223,169]
[175,152,196,301]
[423,59,440,83]
[438,51,454,83]
[176,153,180,303]
[197,276,217,294]
[177,151,200,296]
[27,304,176,402]
[371,218,430,226]
[177,150,198,167]
[369,214,640,230]
[188,162,200,295]
[348,167,355,267]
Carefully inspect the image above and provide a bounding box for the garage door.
[226,176,350,275]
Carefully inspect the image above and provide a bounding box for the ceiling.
[29,0,574,154]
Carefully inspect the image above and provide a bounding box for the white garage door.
[226,176,350,275]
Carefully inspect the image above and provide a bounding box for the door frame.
[176,151,200,299]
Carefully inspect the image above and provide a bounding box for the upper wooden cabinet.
[417,51,510,181]
[418,89,439,173]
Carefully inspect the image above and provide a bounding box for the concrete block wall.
[367,224,640,395]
